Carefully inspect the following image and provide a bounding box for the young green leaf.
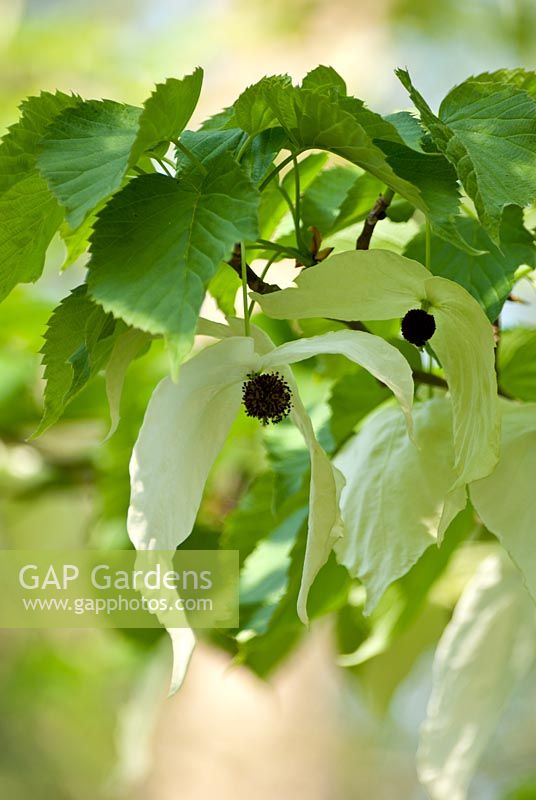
[301,65,347,95]
[38,99,142,228]
[87,158,259,365]
[418,552,536,800]
[130,68,203,163]
[232,75,291,137]
[254,249,500,484]
[334,398,466,613]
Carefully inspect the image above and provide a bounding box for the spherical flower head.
[401,308,436,348]
[242,371,292,425]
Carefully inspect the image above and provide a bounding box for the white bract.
[127,318,414,630]
[470,400,536,602]
[334,397,467,613]
[255,249,500,488]
[418,551,536,800]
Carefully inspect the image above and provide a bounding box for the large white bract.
[255,248,500,489]
[127,318,415,637]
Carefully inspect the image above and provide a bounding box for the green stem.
[291,152,306,252]
[251,239,315,266]
[161,155,177,172]
[258,153,295,191]
[426,349,433,399]
[240,242,250,336]
[425,218,432,270]
[236,134,254,163]
[278,184,302,247]
[175,140,208,175]
[154,158,173,178]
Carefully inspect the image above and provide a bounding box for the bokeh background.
[1,1,536,798]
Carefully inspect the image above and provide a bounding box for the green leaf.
[177,125,287,185]
[338,95,406,143]
[328,366,391,446]
[498,328,536,401]
[384,111,426,151]
[207,263,239,317]
[398,69,536,240]
[268,84,473,250]
[233,75,291,136]
[418,552,536,800]
[222,473,277,567]
[0,90,76,194]
[35,285,119,436]
[264,426,310,510]
[472,68,536,97]
[334,398,467,613]
[264,85,427,211]
[328,95,471,250]
[104,327,151,438]
[470,401,536,603]
[301,165,362,234]
[0,175,63,301]
[0,91,77,301]
[378,138,474,253]
[59,214,94,269]
[337,503,474,670]
[130,68,203,162]
[301,65,347,95]
[175,128,244,168]
[258,152,327,239]
[38,99,142,228]
[330,171,384,233]
[238,522,351,677]
[239,506,308,623]
[88,157,259,364]
[404,206,536,320]
[240,127,288,184]
[255,249,500,485]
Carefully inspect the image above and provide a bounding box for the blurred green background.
[1,1,536,798]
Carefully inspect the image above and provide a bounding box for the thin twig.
[356,188,395,250]
[412,369,448,391]
[228,244,280,294]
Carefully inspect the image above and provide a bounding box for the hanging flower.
[127,317,415,626]
[254,249,500,490]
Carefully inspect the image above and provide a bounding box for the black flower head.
[401,308,436,348]
[242,371,292,425]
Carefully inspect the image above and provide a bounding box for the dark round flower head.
[242,371,292,425]
[401,308,436,348]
